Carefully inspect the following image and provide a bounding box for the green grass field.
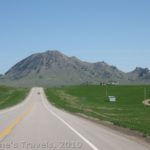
[45,85,150,136]
[0,86,29,109]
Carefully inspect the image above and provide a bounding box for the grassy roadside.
[45,85,150,136]
[0,86,29,109]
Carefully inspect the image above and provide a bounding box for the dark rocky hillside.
[127,67,150,82]
[0,50,149,87]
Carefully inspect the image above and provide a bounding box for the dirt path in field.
[143,99,150,106]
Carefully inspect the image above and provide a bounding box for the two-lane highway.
[0,87,149,150]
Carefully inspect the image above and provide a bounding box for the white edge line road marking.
[40,88,99,150]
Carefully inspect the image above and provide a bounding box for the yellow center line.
[0,103,35,139]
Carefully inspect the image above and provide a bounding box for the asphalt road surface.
[0,87,149,150]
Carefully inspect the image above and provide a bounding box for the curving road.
[0,87,149,150]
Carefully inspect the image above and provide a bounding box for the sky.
[0,0,150,74]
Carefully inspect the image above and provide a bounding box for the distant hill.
[0,50,149,87]
[127,67,150,82]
